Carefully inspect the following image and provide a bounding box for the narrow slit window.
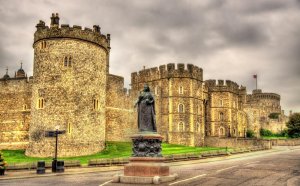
[69,57,72,67]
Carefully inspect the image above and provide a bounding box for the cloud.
[0,0,299,112]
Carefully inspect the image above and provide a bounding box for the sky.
[0,0,299,113]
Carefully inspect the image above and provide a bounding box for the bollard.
[37,161,46,174]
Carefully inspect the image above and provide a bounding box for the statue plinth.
[113,133,178,184]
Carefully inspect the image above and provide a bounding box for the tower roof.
[2,67,10,79]
[16,62,26,78]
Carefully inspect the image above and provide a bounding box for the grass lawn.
[1,142,226,165]
[261,136,289,140]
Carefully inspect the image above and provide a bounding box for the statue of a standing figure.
[134,84,157,132]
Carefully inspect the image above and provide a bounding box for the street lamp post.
[45,126,65,172]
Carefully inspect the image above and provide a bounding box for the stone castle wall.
[26,15,110,157]
[204,136,272,149]
[0,78,32,150]
[205,79,248,138]
[244,89,285,136]
[131,63,206,146]
[106,74,136,141]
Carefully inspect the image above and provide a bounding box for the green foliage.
[260,128,273,136]
[2,142,226,165]
[268,113,280,119]
[260,128,289,138]
[246,129,255,138]
[287,113,300,138]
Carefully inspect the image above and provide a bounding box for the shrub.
[246,129,255,138]
[260,128,273,136]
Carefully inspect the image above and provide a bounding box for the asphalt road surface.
[1,146,300,186]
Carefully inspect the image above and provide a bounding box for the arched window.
[64,57,68,67]
[93,98,99,110]
[37,98,44,109]
[196,122,200,132]
[219,112,224,121]
[63,56,73,67]
[219,127,225,136]
[178,122,184,132]
[23,104,27,111]
[178,104,184,113]
[179,86,183,94]
[41,41,47,49]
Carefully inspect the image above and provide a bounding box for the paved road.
[1,146,300,186]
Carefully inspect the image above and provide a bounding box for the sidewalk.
[0,166,123,180]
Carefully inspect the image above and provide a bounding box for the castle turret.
[2,67,10,80]
[131,63,205,147]
[26,13,110,157]
[15,62,26,78]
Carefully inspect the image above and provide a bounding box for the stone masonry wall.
[131,63,206,146]
[26,38,108,157]
[204,136,272,149]
[106,74,135,141]
[0,78,32,150]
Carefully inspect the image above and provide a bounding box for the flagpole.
[256,74,257,90]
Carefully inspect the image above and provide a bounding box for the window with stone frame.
[178,104,184,113]
[63,56,72,67]
[179,86,184,94]
[93,98,99,110]
[67,122,72,134]
[196,122,200,132]
[219,112,224,121]
[219,99,223,107]
[41,41,47,49]
[37,98,44,109]
[178,122,184,132]
[219,127,225,136]
[23,104,27,111]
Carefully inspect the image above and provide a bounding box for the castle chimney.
[50,13,60,28]
[93,25,101,33]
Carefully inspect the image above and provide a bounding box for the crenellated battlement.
[250,90,280,101]
[33,13,110,51]
[205,79,244,93]
[131,63,203,83]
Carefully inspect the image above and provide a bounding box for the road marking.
[216,165,238,172]
[244,161,260,165]
[99,180,112,186]
[169,174,207,185]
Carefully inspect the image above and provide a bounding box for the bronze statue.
[134,84,157,132]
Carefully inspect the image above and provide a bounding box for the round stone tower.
[26,13,111,157]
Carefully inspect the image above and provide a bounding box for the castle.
[0,14,288,157]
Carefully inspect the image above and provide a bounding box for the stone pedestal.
[113,133,177,184]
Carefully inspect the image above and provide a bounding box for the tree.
[287,113,300,138]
